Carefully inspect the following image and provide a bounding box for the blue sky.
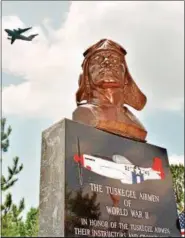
[2,0,71,217]
[2,1,184,217]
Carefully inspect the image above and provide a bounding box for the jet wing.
[11,38,16,44]
[14,27,32,34]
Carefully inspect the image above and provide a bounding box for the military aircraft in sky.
[4,27,38,45]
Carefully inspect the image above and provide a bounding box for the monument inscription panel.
[39,119,180,237]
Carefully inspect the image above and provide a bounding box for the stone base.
[39,118,180,237]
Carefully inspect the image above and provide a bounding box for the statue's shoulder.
[72,104,99,127]
[73,104,98,113]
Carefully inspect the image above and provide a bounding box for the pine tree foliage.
[1,118,12,152]
[1,118,23,191]
[170,164,185,213]
[1,118,25,236]
[1,118,39,237]
[24,207,39,237]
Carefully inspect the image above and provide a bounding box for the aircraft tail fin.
[28,34,38,40]
[152,157,165,179]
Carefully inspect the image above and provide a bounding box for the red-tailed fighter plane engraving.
[74,138,165,185]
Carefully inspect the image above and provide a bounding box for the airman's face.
[88,50,126,88]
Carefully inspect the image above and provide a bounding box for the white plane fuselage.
[74,154,164,185]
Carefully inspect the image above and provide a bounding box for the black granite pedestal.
[39,119,180,237]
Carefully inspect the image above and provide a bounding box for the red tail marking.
[152,157,165,179]
[74,154,84,166]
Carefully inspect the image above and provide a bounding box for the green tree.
[170,164,185,213]
[1,118,24,191]
[21,207,39,237]
[1,117,11,153]
[1,118,25,236]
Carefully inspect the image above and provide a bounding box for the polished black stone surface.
[39,119,180,237]
[64,119,180,237]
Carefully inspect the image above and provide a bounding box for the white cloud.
[2,1,184,121]
[169,154,184,165]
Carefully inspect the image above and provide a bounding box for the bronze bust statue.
[72,39,147,142]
